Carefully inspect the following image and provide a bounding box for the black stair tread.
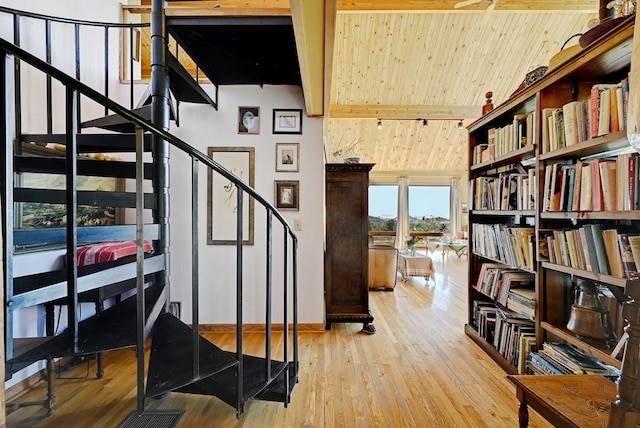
[8,284,165,364]
[15,155,153,180]
[12,254,165,310]
[20,134,153,153]
[254,361,298,403]
[81,105,153,133]
[166,52,216,106]
[5,338,54,380]
[14,187,156,211]
[174,353,289,407]
[145,313,238,398]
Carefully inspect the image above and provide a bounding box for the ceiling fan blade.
[454,0,481,9]
[487,0,498,11]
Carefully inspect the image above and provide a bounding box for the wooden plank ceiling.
[146,0,601,180]
[327,1,600,178]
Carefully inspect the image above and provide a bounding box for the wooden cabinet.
[324,163,375,334]
[465,16,636,374]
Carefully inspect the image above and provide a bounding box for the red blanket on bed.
[70,240,153,266]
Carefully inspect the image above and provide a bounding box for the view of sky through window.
[369,185,450,219]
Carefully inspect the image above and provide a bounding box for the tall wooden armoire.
[324,163,375,334]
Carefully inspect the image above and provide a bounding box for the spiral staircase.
[1,3,298,423]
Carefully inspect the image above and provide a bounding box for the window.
[369,184,451,243]
[408,186,450,233]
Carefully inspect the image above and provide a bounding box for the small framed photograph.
[275,143,300,172]
[238,106,260,134]
[273,108,302,134]
[274,180,299,211]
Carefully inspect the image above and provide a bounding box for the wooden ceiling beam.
[330,105,481,119]
[337,0,599,13]
[291,0,325,117]
[163,0,290,17]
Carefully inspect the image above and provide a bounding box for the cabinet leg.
[362,323,376,334]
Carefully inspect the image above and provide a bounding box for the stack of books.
[529,342,617,376]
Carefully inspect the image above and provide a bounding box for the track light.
[457,120,464,130]
[377,118,382,130]
[422,119,428,127]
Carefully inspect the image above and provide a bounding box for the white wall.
[169,85,325,325]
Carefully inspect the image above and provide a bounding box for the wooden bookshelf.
[466,17,636,375]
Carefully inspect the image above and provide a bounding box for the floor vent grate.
[118,410,185,428]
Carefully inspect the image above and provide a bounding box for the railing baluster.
[129,26,134,108]
[236,185,244,417]
[2,52,15,360]
[135,125,145,414]
[283,228,289,405]
[293,234,299,379]
[65,86,79,352]
[192,155,200,379]
[266,210,273,380]
[12,13,21,147]
[104,27,109,117]
[74,23,81,133]
[46,19,52,133]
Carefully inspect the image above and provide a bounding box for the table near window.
[397,252,434,282]
[426,239,468,262]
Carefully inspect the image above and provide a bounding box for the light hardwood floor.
[6,253,552,427]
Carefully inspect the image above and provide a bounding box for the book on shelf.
[518,335,537,375]
[562,101,580,147]
[541,107,555,153]
[627,235,640,275]
[591,83,617,138]
[598,159,617,212]
[529,352,563,375]
[542,342,610,374]
[602,229,625,278]
[579,162,593,211]
[578,227,593,272]
[618,233,640,279]
[496,272,534,306]
[507,287,536,320]
[585,224,610,274]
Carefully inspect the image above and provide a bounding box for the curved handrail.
[0,37,297,241]
[0,5,149,29]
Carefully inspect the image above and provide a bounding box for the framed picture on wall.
[274,180,299,211]
[275,143,299,172]
[272,108,302,134]
[207,147,255,245]
[238,106,260,134]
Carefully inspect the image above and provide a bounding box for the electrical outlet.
[294,219,302,231]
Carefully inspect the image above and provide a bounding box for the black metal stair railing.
[0,5,218,135]
[1,34,298,418]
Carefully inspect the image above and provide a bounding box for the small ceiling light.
[457,120,464,130]
[377,119,382,130]
[422,119,428,128]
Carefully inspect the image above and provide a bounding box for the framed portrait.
[272,108,302,134]
[274,180,299,211]
[207,147,255,245]
[238,106,260,134]
[275,143,300,172]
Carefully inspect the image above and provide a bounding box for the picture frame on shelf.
[273,108,302,134]
[207,147,255,245]
[274,180,299,211]
[275,143,300,172]
[238,106,260,134]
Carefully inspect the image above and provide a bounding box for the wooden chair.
[508,279,640,428]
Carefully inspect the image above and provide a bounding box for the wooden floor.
[6,252,553,427]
